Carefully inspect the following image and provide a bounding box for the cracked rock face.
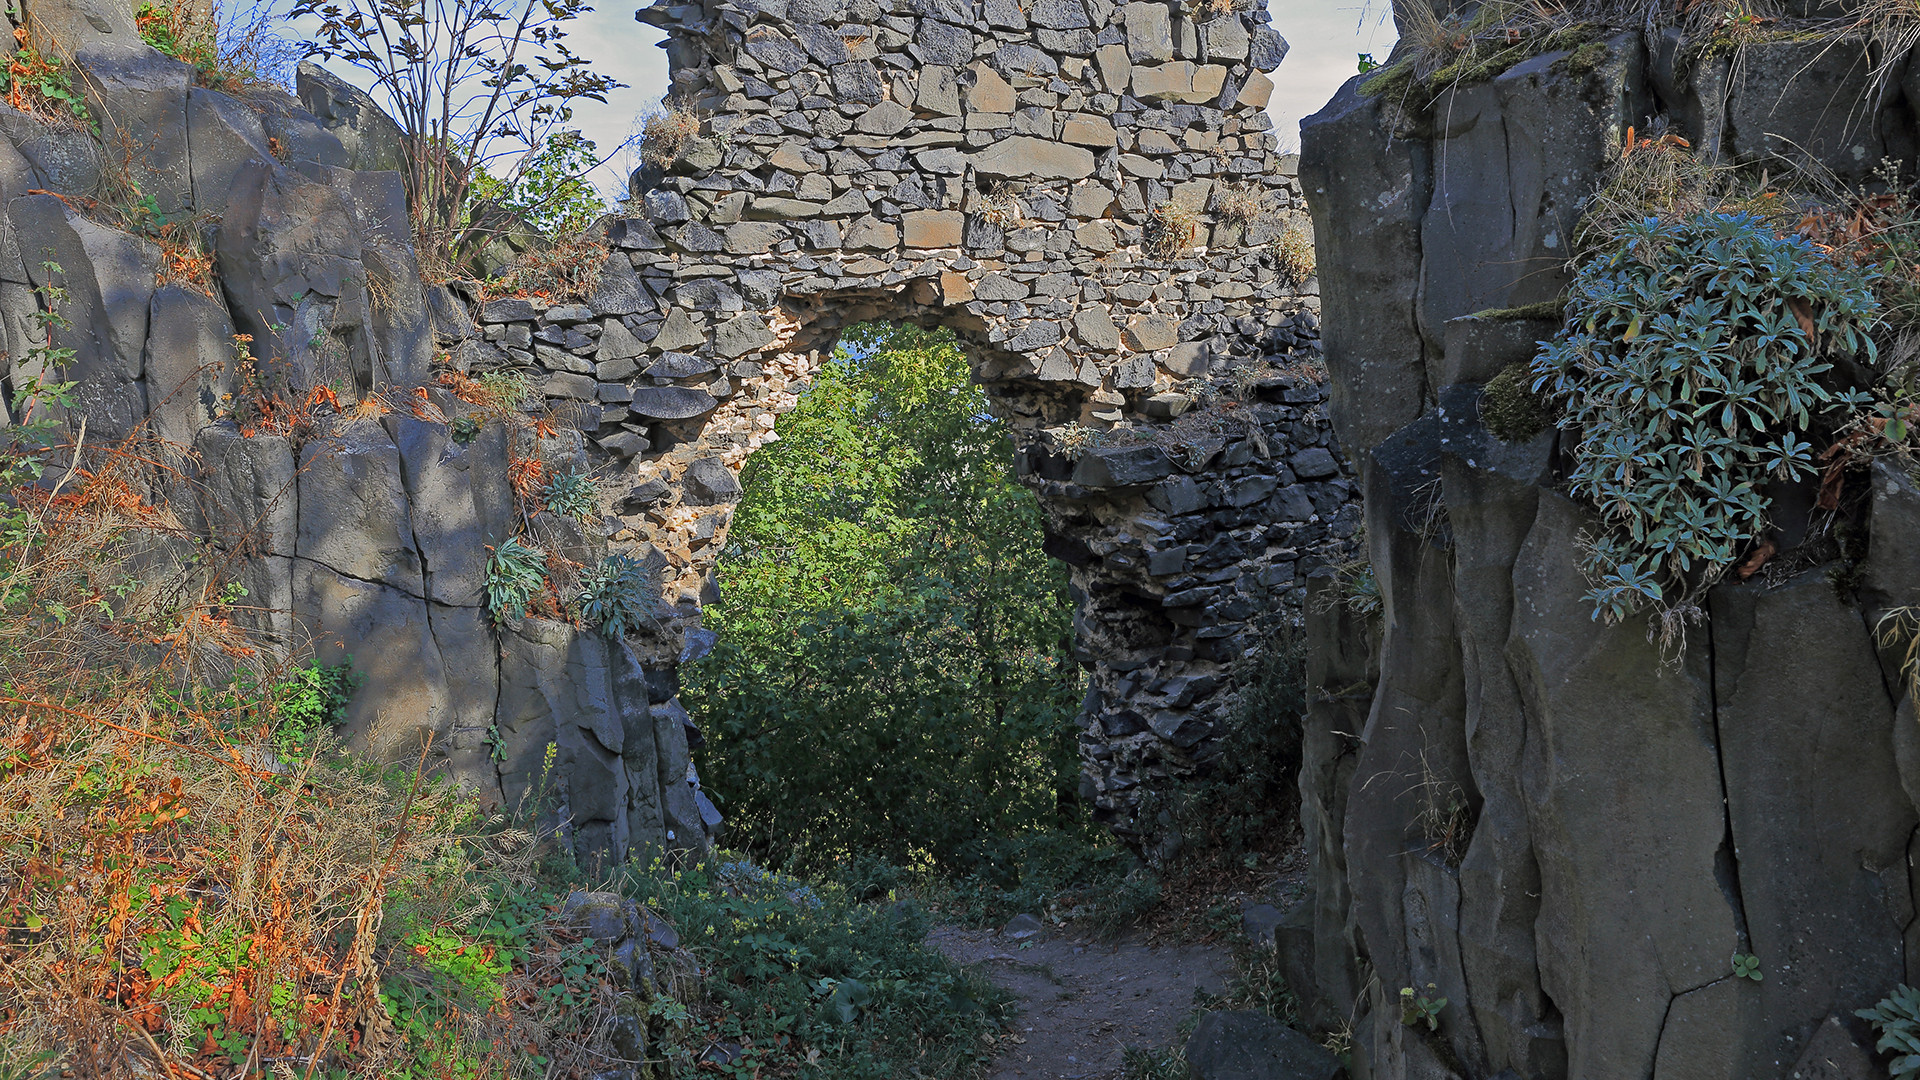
[1300,23,1920,1080]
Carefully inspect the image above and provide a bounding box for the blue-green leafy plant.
[1531,212,1879,625]
[484,537,547,624]
[571,554,656,639]
[1859,984,1920,1078]
[1731,952,1762,981]
[540,468,597,522]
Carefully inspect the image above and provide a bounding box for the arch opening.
[681,319,1094,872]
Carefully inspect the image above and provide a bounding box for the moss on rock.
[1479,361,1552,442]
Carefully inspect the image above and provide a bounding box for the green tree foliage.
[468,129,610,236]
[683,324,1085,869]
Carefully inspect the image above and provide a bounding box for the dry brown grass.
[1272,218,1317,286]
[0,407,629,1078]
[1214,183,1268,229]
[1143,202,1200,259]
[638,107,701,170]
[134,0,299,92]
[477,229,610,304]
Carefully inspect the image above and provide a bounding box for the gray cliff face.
[7,0,1358,860]
[1300,24,1920,1080]
[0,0,717,868]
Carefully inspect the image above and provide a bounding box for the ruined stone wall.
[438,0,1366,848]
[1,0,1361,860]
[1298,22,1920,1080]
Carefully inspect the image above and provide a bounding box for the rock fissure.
[1703,608,1755,958]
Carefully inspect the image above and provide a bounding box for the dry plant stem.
[301,733,434,1080]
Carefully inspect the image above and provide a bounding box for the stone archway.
[445,0,1365,848]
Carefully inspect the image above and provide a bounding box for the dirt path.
[929,923,1235,1080]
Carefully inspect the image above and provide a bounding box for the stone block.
[1132,61,1193,101]
[1062,114,1118,146]
[630,386,720,420]
[1095,42,1132,92]
[844,214,901,249]
[903,210,966,247]
[1199,16,1248,62]
[855,100,914,135]
[544,371,598,400]
[1073,305,1121,350]
[1124,1,1173,62]
[972,137,1096,180]
[1125,315,1179,351]
[1072,444,1173,487]
[1236,70,1275,109]
[968,63,1017,113]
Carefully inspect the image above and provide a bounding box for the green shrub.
[573,553,657,639]
[628,853,1009,1079]
[1859,984,1920,1079]
[270,657,363,748]
[540,467,597,521]
[1531,211,1878,624]
[484,536,548,623]
[1479,361,1552,442]
[475,369,539,411]
[867,830,1159,937]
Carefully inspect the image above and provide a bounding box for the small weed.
[441,368,539,413]
[1877,607,1920,702]
[1411,751,1473,867]
[1054,420,1101,461]
[1316,556,1382,619]
[478,229,609,304]
[0,32,89,127]
[1731,952,1763,981]
[267,657,364,750]
[1858,984,1920,1079]
[484,536,548,623]
[1215,183,1267,228]
[1144,202,1200,259]
[135,0,296,90]
[639,105,701,169]
[540,467,598,521]
[1400,984,1447,1032]
[1271,218,1316,287]
[1121,1044,1188,1080]
[978,189,1024,229]
[572,553,657,639]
